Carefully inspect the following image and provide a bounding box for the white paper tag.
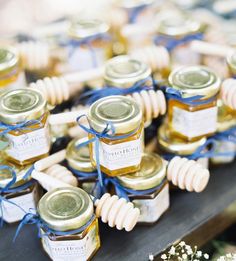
[93,137,143,171]
[211,140,236,164]
[133,183,169,223]
[6,123,51,161]
[1,187,37,223]
[42,221,99,261]
[172,106,217,138]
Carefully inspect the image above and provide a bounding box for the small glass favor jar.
[104,55,152,89]
[0,161,40,223]
[88,95,144,176]
[227,51,236,78]
[39,187,100,261]
[168,66,221,141]
[155,11,204,66]
[66,137,97,195]
[157,123,209,168]
[66,18,112,72]
[0,88,51,165]
[211,100,236,164]
[116,153,169,224]
[0,47,25,93]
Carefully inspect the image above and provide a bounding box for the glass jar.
[227,51,236,78]
[116,153,169,224]
[0,47,26,93]
[168,66,221,141]
[0,88,51,165]
[157,123,209,169]
[65,18,112,72]
[39,187,100,261]
[66,137,98,195]
[211,100,236,164]
[0,161,40,223]
[155,11,205,66]
[88,95,144,176]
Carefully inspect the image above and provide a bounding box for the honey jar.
[0,161,40,223]
[87,95,144,176]
[157,123,209,168]
[0,47,25,93]
[227,51,236,78]
[0,88,51,165]
[116,153,169,224]
[104,55,152,89]
[66,18,112,72]
[39,187,100,261]
[211,100,236,164]
[66,137,98,195]
[155,11,205,66]
[168,66,221,141]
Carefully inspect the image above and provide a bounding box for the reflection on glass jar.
[116,153,169,224]
[39,187,100,261]
[0,47,26,93]
[88,95,144,176]
[0,88,51,165]
[227,51,236,78]
[168,66,220,141]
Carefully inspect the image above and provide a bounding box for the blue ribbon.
[127,4,150,23]
[14,210,96,242]
[68,167,98,180]
[81,76,154,105]
[154,33,203,51]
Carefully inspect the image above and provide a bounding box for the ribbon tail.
[94,138,104,189]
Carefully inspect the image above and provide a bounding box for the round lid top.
[68,18,110,40]
[155,11,203,37]
[0,88,47,124]
[104,55,151,88]
[66,137,96,172]
[0,47,19,76]
[168,66,221,98]
[157,123,206,155]
[217,100,236,132]
[88,95,142,134]
[117,0,154,8]
[227,50,236,74]
[117,153,166,190]
[38,187,94,232]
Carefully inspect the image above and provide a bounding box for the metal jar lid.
[66,137,96,172]
[117,153,166,190]
[226,51,236,76]
[104,55,151,88]
[88,95,142,134]
[0,47,19,77]
[117,0,154,9]
[157,123,206,156]
[217,100,236,132]
[168,65,221,99]
[38,187,94,232]
[68,18,110,40]
[155,11,204,37]
[0,88,47,124]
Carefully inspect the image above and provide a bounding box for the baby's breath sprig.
[217,253,236,261]
[161,241,209,261]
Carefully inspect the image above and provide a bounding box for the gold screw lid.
[217,99,236,132]
[117,153,166,190]
[104,55,151,88]
[168,66,221,98]
[155,11,204,37]
[0,47,19,77]
[117,0,154,8]
[157,123,206,155]
[66,137,96,172]
[68,18,110,40]
[88,95,142,134]
[0,88,47,125]
[227,51,236,75]
[38,187,94,232]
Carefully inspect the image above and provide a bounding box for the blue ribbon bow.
[69,167,98,180]
[154,33,203,51]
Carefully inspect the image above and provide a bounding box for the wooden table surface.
[1,162,236,261]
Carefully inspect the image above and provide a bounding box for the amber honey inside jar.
[116,153,169,224]
[88,95,144,176]
[168,66,221,141]
[38,187,100,261]
[0,88,51,165]
[0,47,25,92]
[67,18,112,72]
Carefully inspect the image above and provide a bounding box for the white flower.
[169,246,175,255]
[196,251,202,257]
[161,254,167,260]
[204,253,209,259]
[182,254,187,259]
[179,241,186,247]
[149,254,154,261]
[185,245,191,250]
[187,249,193,255]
